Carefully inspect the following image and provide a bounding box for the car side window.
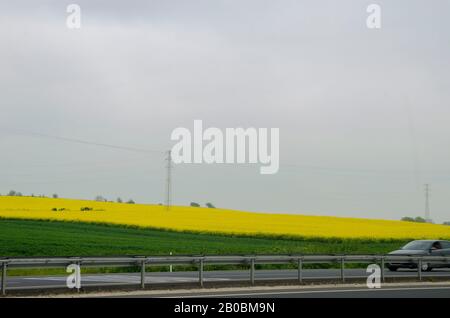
[432,242,443,250]
[441,242,450,249]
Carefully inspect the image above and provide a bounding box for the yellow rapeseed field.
[0,196,449,240]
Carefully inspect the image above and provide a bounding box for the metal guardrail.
[1,254,450,295]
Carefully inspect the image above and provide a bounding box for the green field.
[0,218,407,257]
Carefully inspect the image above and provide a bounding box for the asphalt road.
[5,268,450,290]
[140,284,450,298]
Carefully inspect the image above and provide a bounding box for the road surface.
[5,268,450,290]
[123,284,450,298]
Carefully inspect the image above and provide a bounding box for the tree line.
[190,202,216,208]
[1,190,135,204]
[401,216,450,226]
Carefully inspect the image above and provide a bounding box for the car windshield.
[402,241,432,250]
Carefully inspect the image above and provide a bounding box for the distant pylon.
[425,183,431,223]
[165,150,172,211]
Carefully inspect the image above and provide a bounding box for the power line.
[3,129,164,155]
[3,129,447,216]
[3,128,171,206]
[2,128,447,176]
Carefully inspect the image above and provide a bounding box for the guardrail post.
[140,260,146,289]
[380,257,385,283]
[250,258,255,285]
[340,257,345,283]
[199,259,204,288]
[418,258,422,281]
[1,263,6,296]
[297,258,303,284]
[76,261,81,293]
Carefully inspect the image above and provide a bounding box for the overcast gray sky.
[1,0,450,222]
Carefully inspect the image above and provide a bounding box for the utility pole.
[424,184,431,223]
[165,150,172,211]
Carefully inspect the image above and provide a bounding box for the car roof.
[411,240,450,243]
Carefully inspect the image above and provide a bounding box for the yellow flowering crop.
[0,196,449,240]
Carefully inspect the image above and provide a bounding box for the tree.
[190,202,200,207]
[205,202,216,208]
[8,190,16,196]
[401,216,427,223]
[443,222,450,226]
[95,195,106,202]
[127,199,135,204]
[52,194,58,199]
[117,197,123,203]
[414,216,426,223]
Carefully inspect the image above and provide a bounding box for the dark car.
[387,240,450,271]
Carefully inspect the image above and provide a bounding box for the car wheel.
[421,263,433,272]
[388,266,398,271]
